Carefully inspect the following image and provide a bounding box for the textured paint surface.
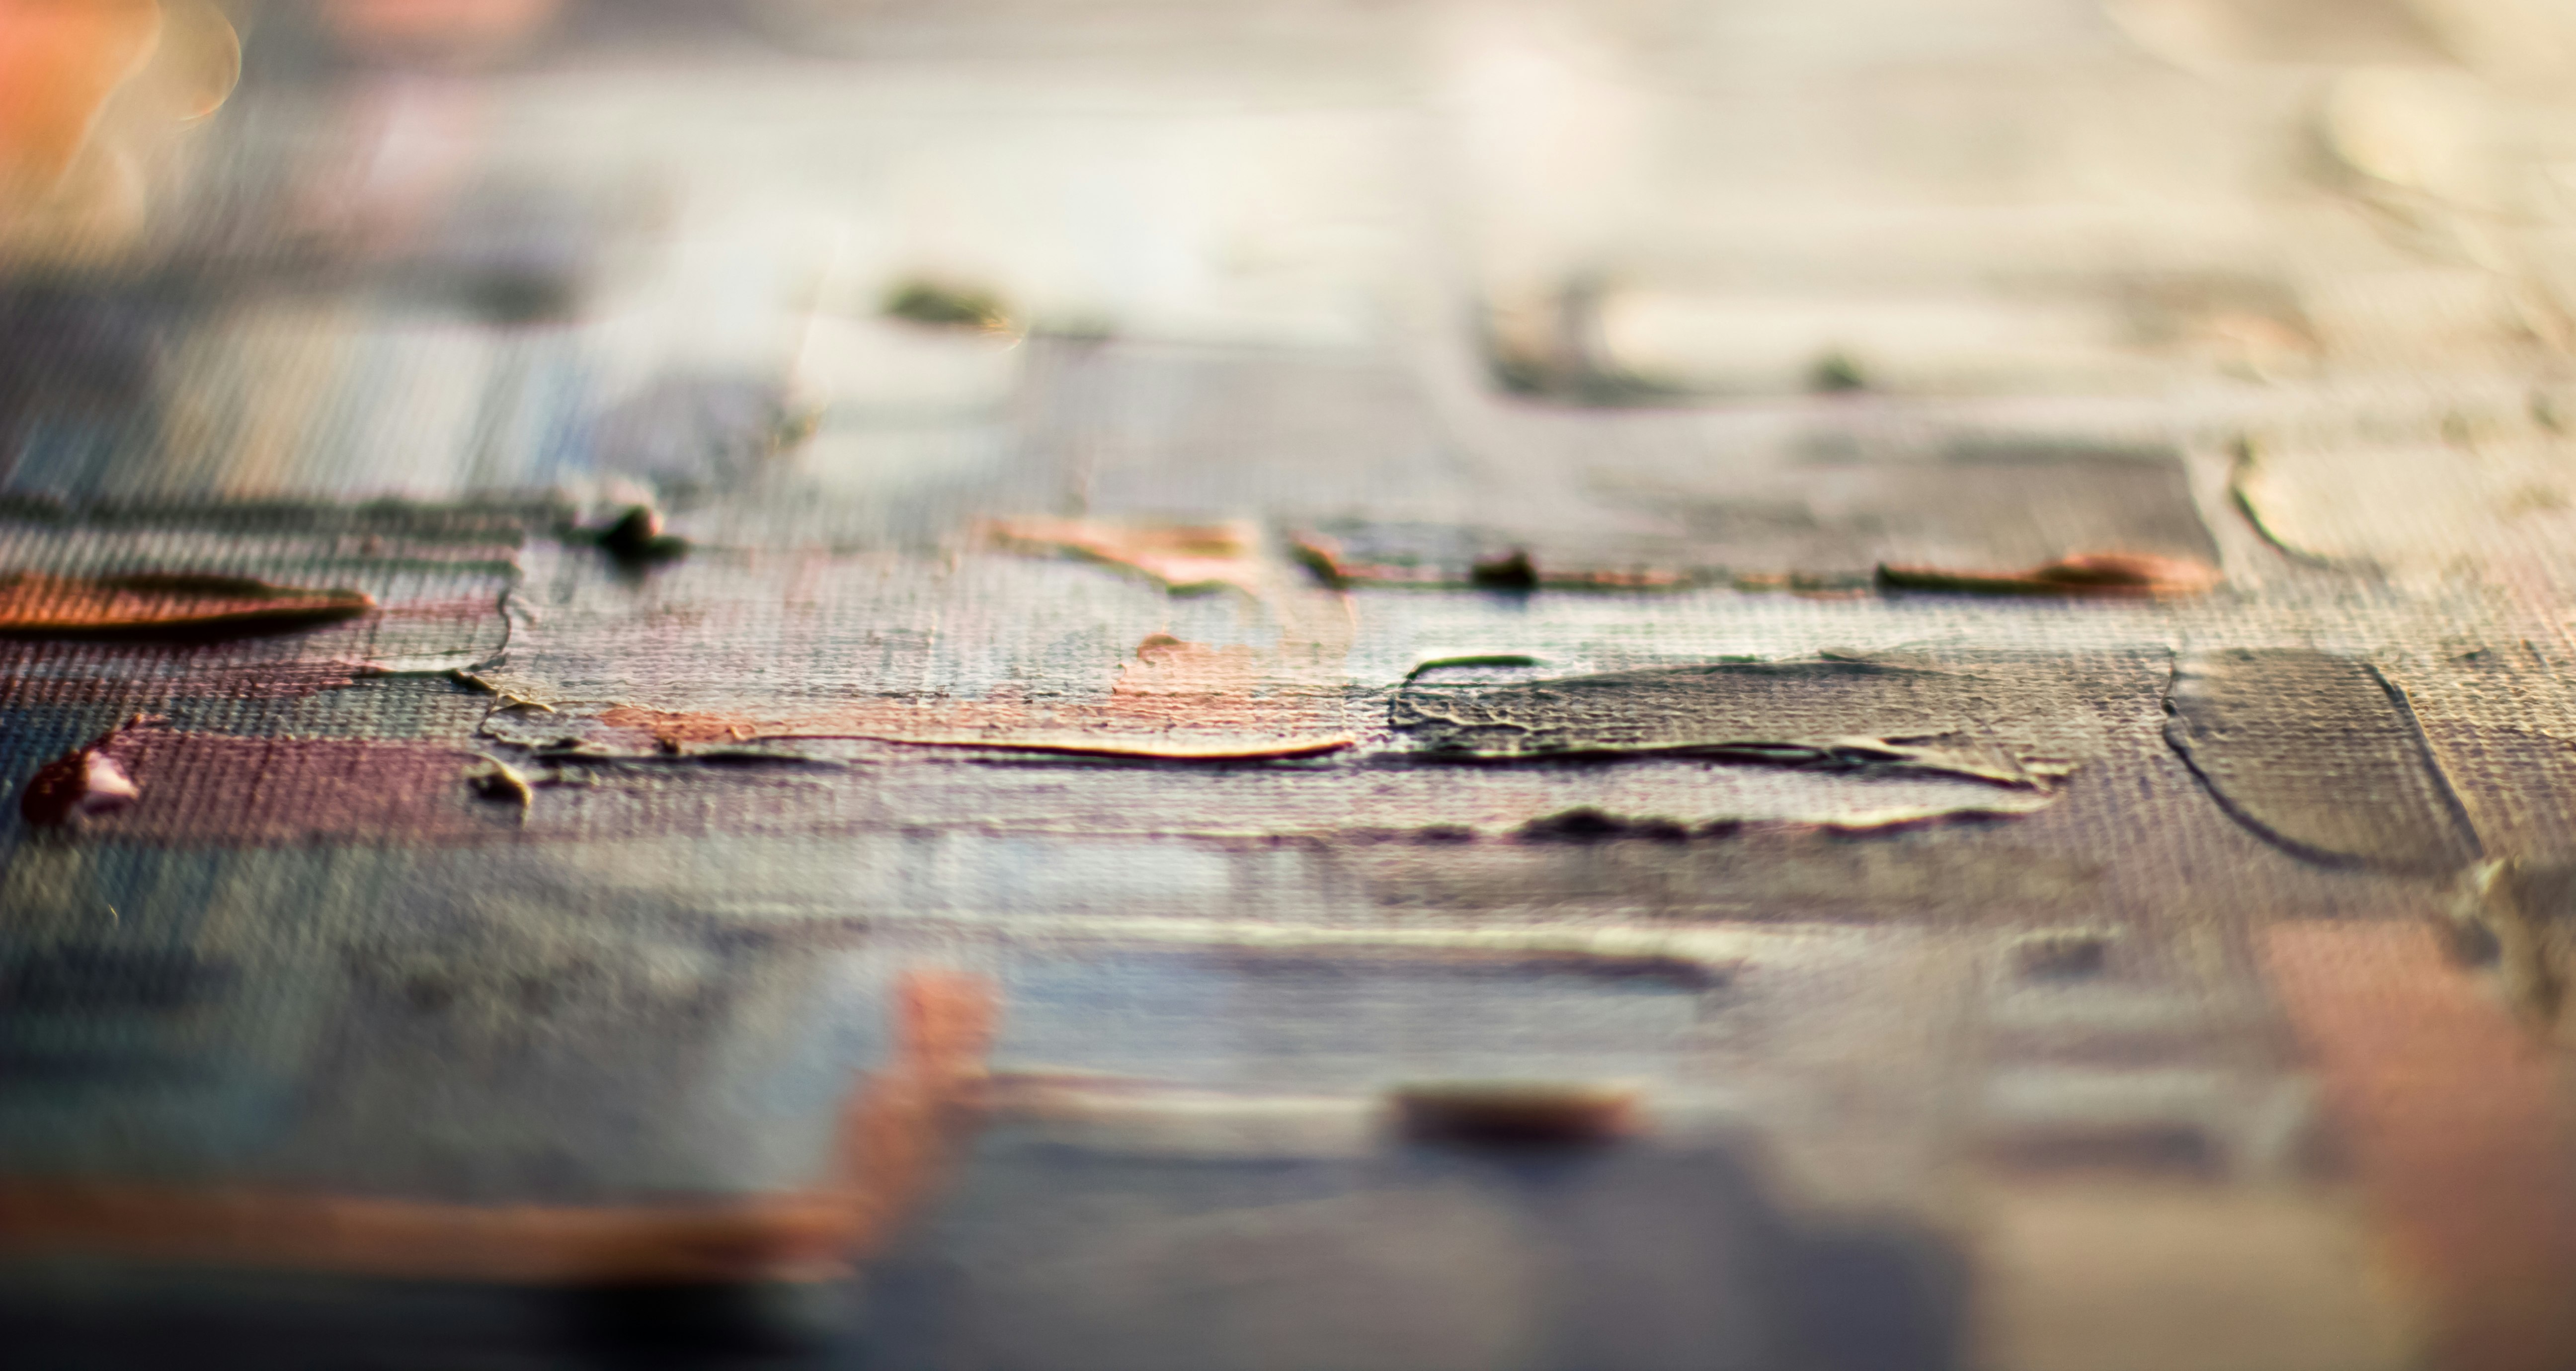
[6,1,2575,1365]
[1392,656,2101,786]
[2165,649,2481,874]
[0,970,994,1282]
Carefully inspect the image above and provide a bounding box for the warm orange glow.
[0,0,164,197]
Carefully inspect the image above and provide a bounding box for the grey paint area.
[2164,648,2481,875]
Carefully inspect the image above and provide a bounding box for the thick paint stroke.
[1291,527,1689,591]
[1876,552,2220,598]
[1391,657,2080,787]
[2165,649,2480,874]
[0,571,371,636]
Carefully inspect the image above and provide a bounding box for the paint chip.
[17,745,139,826]
[467,758,535,806]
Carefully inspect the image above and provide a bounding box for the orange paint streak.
[0,571,374,635]
[1876,553,2221,598]
[0,0,161,194]
[984,518,1263,595]
[592,523,1357,759]
[2262,923,2576,1371]
[591,631,1352,759]
[0,971,995,1285]
[591,699,1352,761]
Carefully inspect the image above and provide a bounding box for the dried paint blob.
[588,505,687,566]
[883,279,1013,332]
[2165,649,2480,874]
[1291,525,1687,591]
[1392,1082,1639,1146]
[17,745,139,826]
[0,571,372,635]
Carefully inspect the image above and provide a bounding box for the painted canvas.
[6,2,2576,1368]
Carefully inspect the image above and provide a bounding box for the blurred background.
[15,0,2576,510]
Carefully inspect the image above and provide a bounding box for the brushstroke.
[2229,419,2576,575]
[489,541,1359,764]
[2262,924,2576,1371]
[2164,649,2480,874]
[0,970,992,1283]
[0,570,372,636]
[1515,807,1695,842]
[1291,527,1688,591]
[445,732,2067,841]
[491,629,1355,761]
[2226,436,2338,568]
[0,656,366,708]
[1589,437,2219,580]
[1876,552,2220,598]
[986,518,1264,595]
[1404,653,1544,680]
[572,701,1356,762]
[1392,657,2080,787]
[2416,721,2576,870]
[930,915,1754,982]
